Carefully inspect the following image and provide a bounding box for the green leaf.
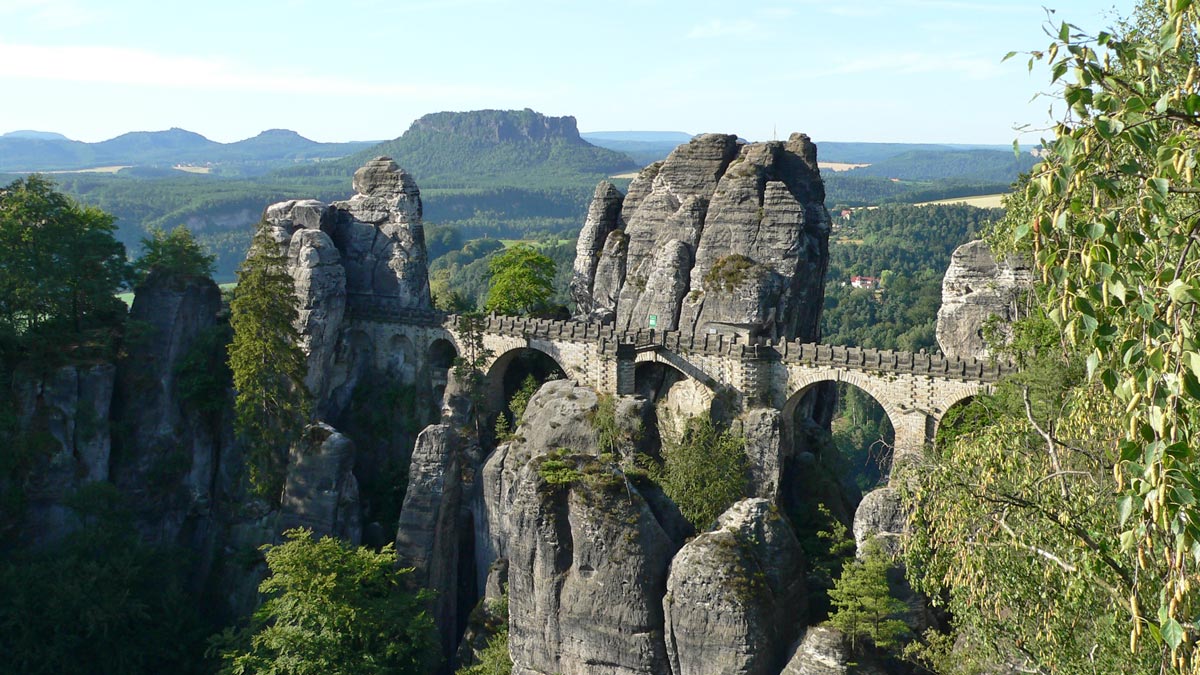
[1119,495,1135,525]
[1002,50,1018,62]
[1168,279,1199,304]
[1184,372,1200,400]
[1162,618,1185,651]
[1150,177,1171,200]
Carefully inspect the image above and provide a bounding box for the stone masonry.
[343,295,1010,458]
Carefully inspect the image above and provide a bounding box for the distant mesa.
[408,108,587,144]
[354,108,639,182]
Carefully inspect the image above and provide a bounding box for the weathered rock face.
[111,271,225,542]
[279,423,361,543]
[395,423,471,659]
[573,133,830,341]
[780,627,854,675]
[571,182,625,320]
[663,498,807,675]
[852,486,905,556]
[329,158,430,305]
[589,230,628,323]
[735,407,785,499]
[287,228,346,403]
[507,454,676,675]
[395,373,486,663]
[936,239,1032,359]
[479,380,677,675]
[264,156,431,304]
[263,156,432,415]
[11,364,115,544]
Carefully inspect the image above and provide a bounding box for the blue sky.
[0,0,1134,145]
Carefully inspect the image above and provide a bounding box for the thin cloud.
[0,42,514,99]
[686,19,760,39]
[0,0,101,27]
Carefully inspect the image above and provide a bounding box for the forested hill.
[844,149,1038,182]
[289,109,640,188]
[0,128,375,173]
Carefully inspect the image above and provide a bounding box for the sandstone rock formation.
[663,498,807,675]
[477,380,680,675]
[12,364,115,544]
[287,227,346,399]
[852,486,906,556]
[330,158,430,305]
[780,627,883,675]
[571,133,831,342]
[507,452,676,675]
[279,422,361,543]
[263,157,431,414]
[936,239,1032,359]
[571,182,624,320]
[111,270,225,541]
[395,373,484,662]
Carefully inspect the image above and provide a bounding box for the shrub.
[656,413,748,530]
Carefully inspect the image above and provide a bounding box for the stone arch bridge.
[345,295,1015,457]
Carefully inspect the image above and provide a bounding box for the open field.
[173,165,211,174]
[819,162,870,172]
[42,165,132,174]
[915,193,1007,208]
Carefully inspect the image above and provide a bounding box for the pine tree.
[228,228,310,500]
[827,539,909,652]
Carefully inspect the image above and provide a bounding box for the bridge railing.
[772,338,1015,382]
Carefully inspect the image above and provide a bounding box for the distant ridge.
[0,128,375,172]
[3,130,71,141]
[581,131,693,143]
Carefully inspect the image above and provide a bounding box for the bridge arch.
[484,346,567,422]
[385,334,418,384]
[781,369,940,485]
[427,337,458,405]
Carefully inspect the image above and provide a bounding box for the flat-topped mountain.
[351,109,638,186]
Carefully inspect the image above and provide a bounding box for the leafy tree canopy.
[133,224,216,282]
[0,483,206,675]
[483,244,557,316]
[213,528,438,675]
[995,2,1200,669]
[656,413,748,531]
[0,175,128,362]
[904,2,1200,671]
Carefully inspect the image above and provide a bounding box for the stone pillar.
[891,409,933,461]
[616,343,637,395]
